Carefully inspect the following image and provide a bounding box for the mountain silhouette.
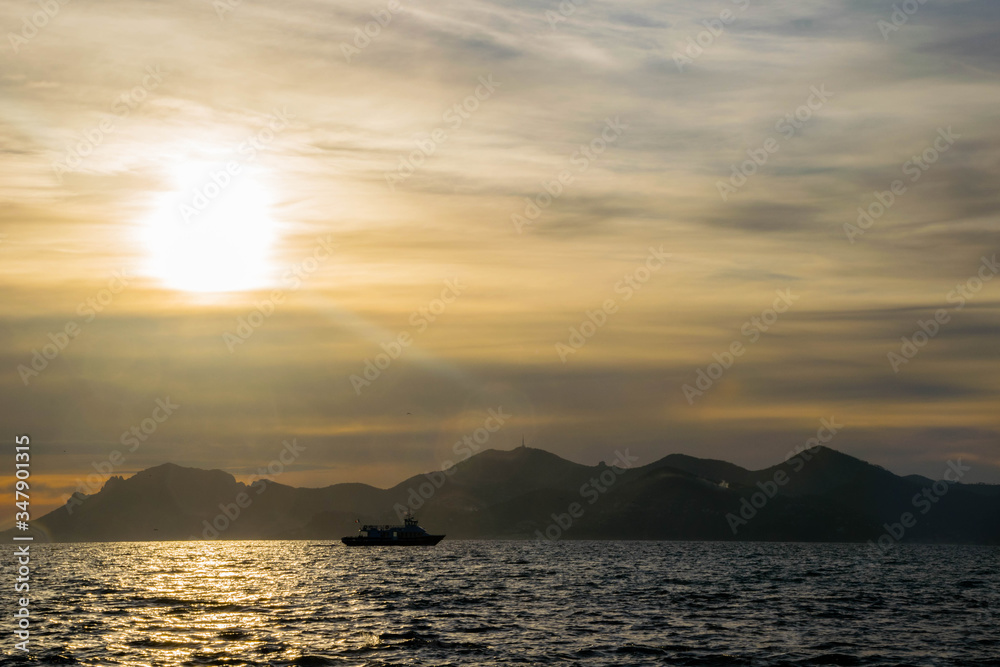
[9,446,999,544]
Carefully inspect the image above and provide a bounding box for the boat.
[341,515,445,546]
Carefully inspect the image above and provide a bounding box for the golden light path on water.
[18,541,1000,665]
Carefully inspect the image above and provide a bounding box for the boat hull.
[341,534,445,546]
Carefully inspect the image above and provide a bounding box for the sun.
[142,161,279,293]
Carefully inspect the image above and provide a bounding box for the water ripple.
[0,542,997,666]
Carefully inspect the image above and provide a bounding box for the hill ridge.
[8,445,998,544]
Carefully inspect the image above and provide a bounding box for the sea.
[2,541,997,666]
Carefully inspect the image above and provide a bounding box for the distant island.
[9,446,999,545]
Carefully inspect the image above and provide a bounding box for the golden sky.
[2,0,999,517]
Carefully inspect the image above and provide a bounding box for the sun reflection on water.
[20,541,1000,666]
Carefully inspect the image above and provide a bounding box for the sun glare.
[142,162,279,293]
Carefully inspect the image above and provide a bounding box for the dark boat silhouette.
[341,515,445,546]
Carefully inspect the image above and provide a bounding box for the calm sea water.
[2,541,997,666]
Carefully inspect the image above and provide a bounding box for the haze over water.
[3,541,997,666]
